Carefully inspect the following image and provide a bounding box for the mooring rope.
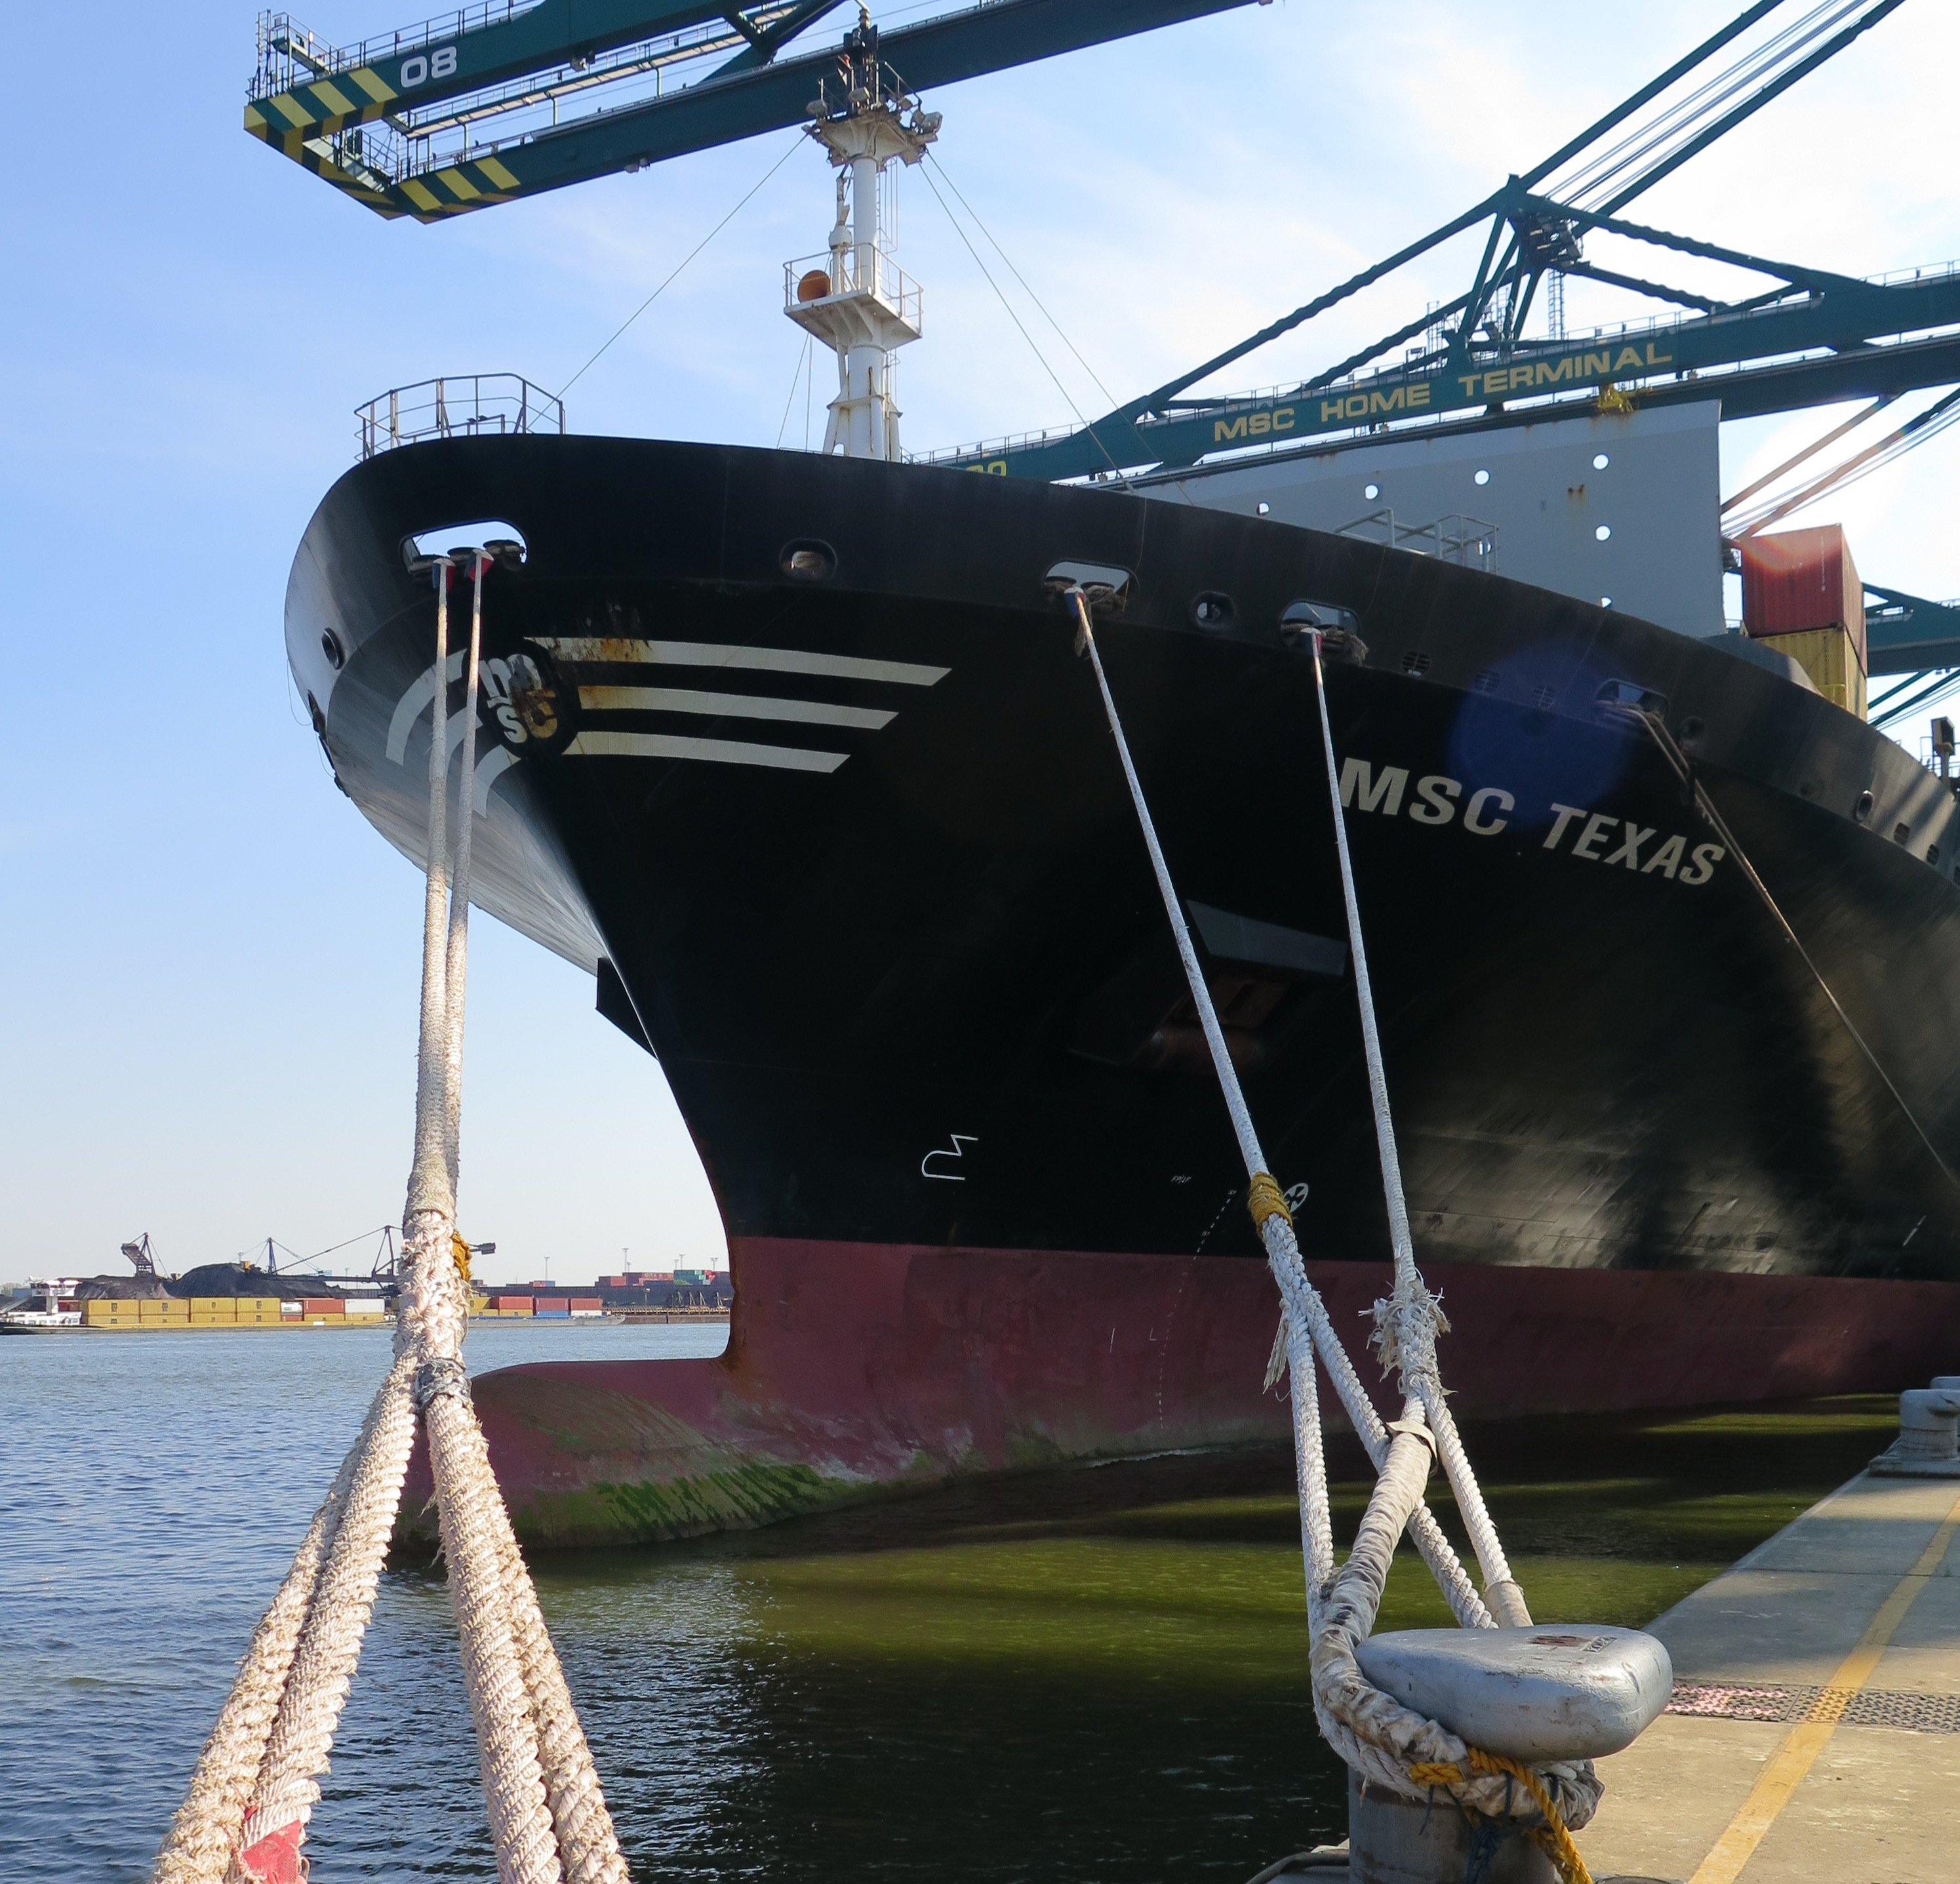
[1064,590,1599,1856]
[151,1396,375,1884]
[152,552,628,1884]
[1304,633,1530,1631]
[442,553,487,1203]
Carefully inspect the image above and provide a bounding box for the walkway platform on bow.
[1580,1469,1960,1883]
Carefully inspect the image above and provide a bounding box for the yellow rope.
[451,1233,473,1286]
[1406,1749,1593,1884]
[1245,1171,1292,1232]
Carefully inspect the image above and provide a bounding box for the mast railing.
[254,5,530,91]
[784,243,922,331]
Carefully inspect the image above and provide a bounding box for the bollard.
[1348,1769,1554,1884]
[1871,1382,1960,1475]
[1346,1624,1671,1883]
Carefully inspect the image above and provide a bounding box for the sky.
[5,1,1959,1287]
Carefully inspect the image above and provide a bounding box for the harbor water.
[1,1324,1899,1881]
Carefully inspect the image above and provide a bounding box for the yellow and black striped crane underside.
[241,0,1258,224]
[245,87,518,222]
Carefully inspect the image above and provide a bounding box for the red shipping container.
[301,1297,344,1316]
[1740,525,1866,669]
[570,1297,603,1312]
[494,1295,534,1314]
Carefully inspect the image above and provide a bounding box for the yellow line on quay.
[1688,1478,1960,1884]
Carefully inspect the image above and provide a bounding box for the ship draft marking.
[1339,757,1726,884]
[384,637,949,803]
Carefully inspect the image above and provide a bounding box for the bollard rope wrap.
[1066,591,1598,1846]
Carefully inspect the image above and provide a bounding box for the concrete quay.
[1581,1469,1960,1884]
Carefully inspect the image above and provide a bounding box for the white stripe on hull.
[536,637,947,688]
[577,685,896,730]
[564,731,848,773]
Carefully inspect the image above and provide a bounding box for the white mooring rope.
[1066,591,1601,1867]
[152,553,629,1884]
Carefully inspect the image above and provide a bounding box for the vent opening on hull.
[780,539,836,582]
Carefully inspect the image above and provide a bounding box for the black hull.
[289,437,1960,1285]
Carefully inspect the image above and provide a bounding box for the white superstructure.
[0,1278,83,1333]
[784,25,939,460]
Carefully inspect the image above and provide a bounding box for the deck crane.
[245,0,1960,685]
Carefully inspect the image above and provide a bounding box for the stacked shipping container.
[1739,525,1867,718]
[77,1295,385,1330]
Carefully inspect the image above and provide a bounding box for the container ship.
[262,5,1960,1542]
[290,430,1960,1544]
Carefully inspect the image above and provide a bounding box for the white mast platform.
[784,21,940,460]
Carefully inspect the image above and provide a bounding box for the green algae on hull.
[591,1460,856,1543]
[492,1398,1902,1883]
[687,1395,1904,1674]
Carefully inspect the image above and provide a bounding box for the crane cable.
[1549,0,1881,210]
[1727,386,1960,536]
[914,155,1123,475]
[557,134,803,402]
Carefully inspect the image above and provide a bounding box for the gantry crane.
[244,0,1258,219]
[244,0,1960,688]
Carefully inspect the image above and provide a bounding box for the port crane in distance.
[243,0,1960,689]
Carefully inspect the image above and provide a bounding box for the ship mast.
[785,16,940,460]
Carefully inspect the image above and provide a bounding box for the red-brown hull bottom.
[409,1239,1960,1547]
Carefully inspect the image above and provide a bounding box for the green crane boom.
[245,0,1256,221]
[245,0,1960,679]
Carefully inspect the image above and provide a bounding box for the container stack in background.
[1740,523,1868,717]
[473,1293,606,1319]
[77,1294,386,1331]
